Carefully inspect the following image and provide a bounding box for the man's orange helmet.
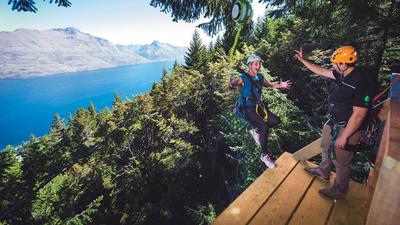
[330,46,358,64]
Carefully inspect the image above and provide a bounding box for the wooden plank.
[377,110,391,170]
[248,161,314,225]
[292,138,321,161]
[388,99,400,160]
[212,152,298,225]
[366,156,400,225]
[287,175,334,225]
[327,181,368,225]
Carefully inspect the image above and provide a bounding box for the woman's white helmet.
[247,54,262,64]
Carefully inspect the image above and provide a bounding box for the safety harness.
[326,72,350,160]
[326,114,347,160]
[235,74,268,121]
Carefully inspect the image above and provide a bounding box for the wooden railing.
[365,98,400,225]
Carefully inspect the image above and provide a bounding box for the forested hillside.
[1,0,398,224]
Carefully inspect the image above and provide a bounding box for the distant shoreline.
[0,60,180,80]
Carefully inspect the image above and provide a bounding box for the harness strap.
[246,74,258,102]
[256,103,269,121]
[247,74,269,121]
[327,115,347,160]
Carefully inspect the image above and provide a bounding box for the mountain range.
[0,27,187,78]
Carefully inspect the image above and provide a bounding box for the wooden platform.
[212,152,368,225]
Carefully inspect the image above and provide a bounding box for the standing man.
[294,46,371,199]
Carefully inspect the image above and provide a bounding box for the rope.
[229,24,243,66]
[372,75,400,103]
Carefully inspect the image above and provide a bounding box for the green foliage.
[50,113,66,132]
[8,0,71,12]
[150,0,236,36]
[185,29,207,71]
[65,195,103,225]
[88,102,96,117]
[185,203,216,225]
[0,146,25,223]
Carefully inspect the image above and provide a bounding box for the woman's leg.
[245,109,269,154]
[266,111,281,128]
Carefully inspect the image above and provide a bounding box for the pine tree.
[252,12,268,43]
[88,102,96,117]
[65,195,103,225]
[173,60,179,69]
[113,93,122,105]
[184,29,206,70]
[50,113,66,132]
[161,66,169,78]
[0,146,24,221]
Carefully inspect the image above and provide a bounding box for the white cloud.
[252,1,267,21]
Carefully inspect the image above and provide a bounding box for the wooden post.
[366,99,400,224]
[366,156,400,225]
[364,119,389,209]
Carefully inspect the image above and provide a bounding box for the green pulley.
[229,0,252,66]
[231,0,253,23]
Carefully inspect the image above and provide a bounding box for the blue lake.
[0,61,175,149]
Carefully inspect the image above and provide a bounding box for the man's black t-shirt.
[328,68,371,122]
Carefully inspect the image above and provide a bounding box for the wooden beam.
[365,119,389,209]
[388,99,400,160]
[377,99,390,121]
[292,138,321,161]
[366,156,400,225]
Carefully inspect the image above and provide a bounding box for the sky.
[0,0,267,47]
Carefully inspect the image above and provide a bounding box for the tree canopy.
[8,0,71,12]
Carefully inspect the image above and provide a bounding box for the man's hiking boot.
[304,167,330,183]
[319,184,346,200]
[260,154,275,168]
[250,129,260,145]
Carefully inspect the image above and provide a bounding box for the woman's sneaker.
[260,154,275,168]
[250,129,260,145]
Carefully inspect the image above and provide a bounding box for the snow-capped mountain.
[128,40,187,61]
[0,27,187,78]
